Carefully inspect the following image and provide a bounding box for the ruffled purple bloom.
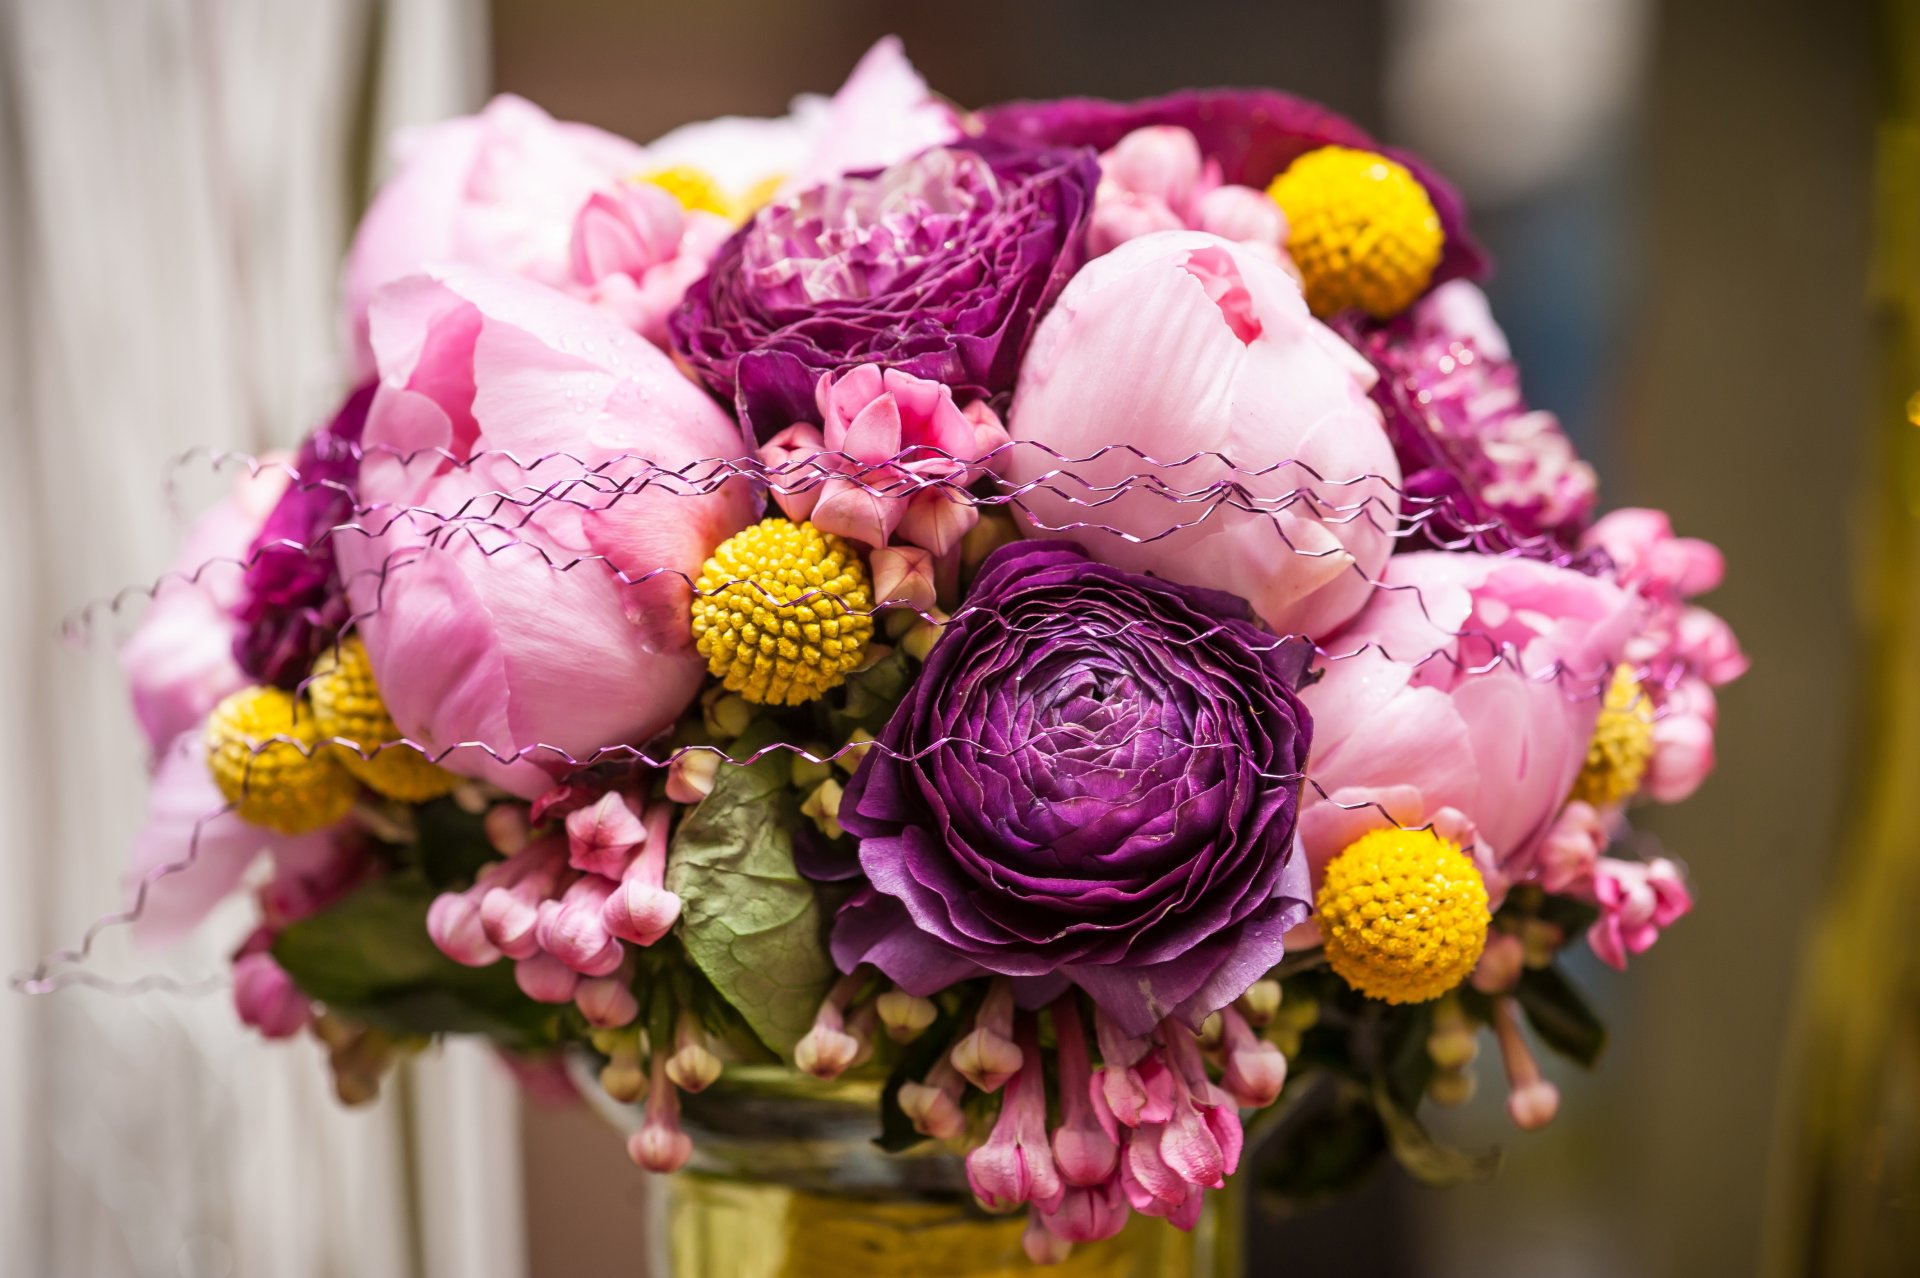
[231,383,370,688]
[669,141,1098,440]
[977,88,1485,290]
[1336,281,1597,553]
[830,541,1314,1037]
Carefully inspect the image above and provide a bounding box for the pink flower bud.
[484,804,530,855]
[629,1051,692,1173]
[1049,999,1118,1187]
[479,837,567,958]
[895,488,978,556]
[514,951,581,1004]
[427,886,500,966]
[966,1018,1063,1214]
[601,803,681,946]
[899,1064,968,1141]
[574,975,639,1029]
[665,1011,722,1093]
[1491,996,1559,1132]
[535,875,624,975]
[1471,930,1526,994]
[565,791,648,878]
[1218,1006,1287,1108]
[1037,1177,1131,1245]
[1022,1211,1075,1265]
[232,951,310,1039]
[869,546,939,615]
[952,978,1023,1092]
[759,423,828,523]
[1100,126,1205,210]
[665,750,719,804]
[1508,1079,1561,1131]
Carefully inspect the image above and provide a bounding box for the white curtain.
[0,2,524,1276]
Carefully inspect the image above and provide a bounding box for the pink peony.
[1006,230,1400,640]
[761,366,1009,553]
[1297,552,1643,897]
[336,266,758,797]
[342,39,955,372]
[121,468,288,759]
[343,95,651,372]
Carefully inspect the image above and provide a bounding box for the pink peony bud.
[1196,184,1287,251]
[1100,126,1205,211]
[232,951,310,1039]
[565,791,648,878]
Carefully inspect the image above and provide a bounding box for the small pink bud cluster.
[429,791,678,1029]
[599,1008,725,1175]
[884,988,1287,1266]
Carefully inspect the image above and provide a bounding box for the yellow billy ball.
[205,686,357,834]
[691,518,875,706]
[1268,145,1444,319]
[308,636,460,804]
[1318,827,1490,1004]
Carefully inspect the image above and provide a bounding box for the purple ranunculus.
[231,383,370,688]
[669,141,1098,440]
[977,88,1485,290]
[830,541,1314,1036]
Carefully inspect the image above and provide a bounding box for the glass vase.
[583,1062,1227,1278]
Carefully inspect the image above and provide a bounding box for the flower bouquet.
[86,36,1744,1268]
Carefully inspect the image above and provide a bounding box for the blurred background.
[0,0,1891,1274]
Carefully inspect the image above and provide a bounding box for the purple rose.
[669,141,1098,439]
[232,383,370,688]
[830,541,1314,1036]
[977,88,1485,290]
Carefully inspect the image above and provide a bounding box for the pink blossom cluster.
[427,791,676,1027]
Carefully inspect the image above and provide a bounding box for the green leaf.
[410,798,497,889]
[1371,1078,1501,1187]
[665,723,836,1058]
[820,647,914,741]
[1514,964,1608,1068]
[1258,1076,1389,1201]
[272,874,557,1047]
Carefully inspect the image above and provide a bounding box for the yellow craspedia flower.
[692,518,875,706]
[1318,827,1490,1004]
[308,636,459,804]
[205,686,357,834]
[1571,664,1656,807]
[1267,145,1444,319]
[637,165,738,220]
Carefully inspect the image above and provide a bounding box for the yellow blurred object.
[308,635,459,803]
[1267,145,1443,318]
[205,686,356,834]
[637,164,737,219]
[1318,827,1490,1004]
[1767,6,1920,1271]
[1572,664,1656,806]
[692,518,874,706]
